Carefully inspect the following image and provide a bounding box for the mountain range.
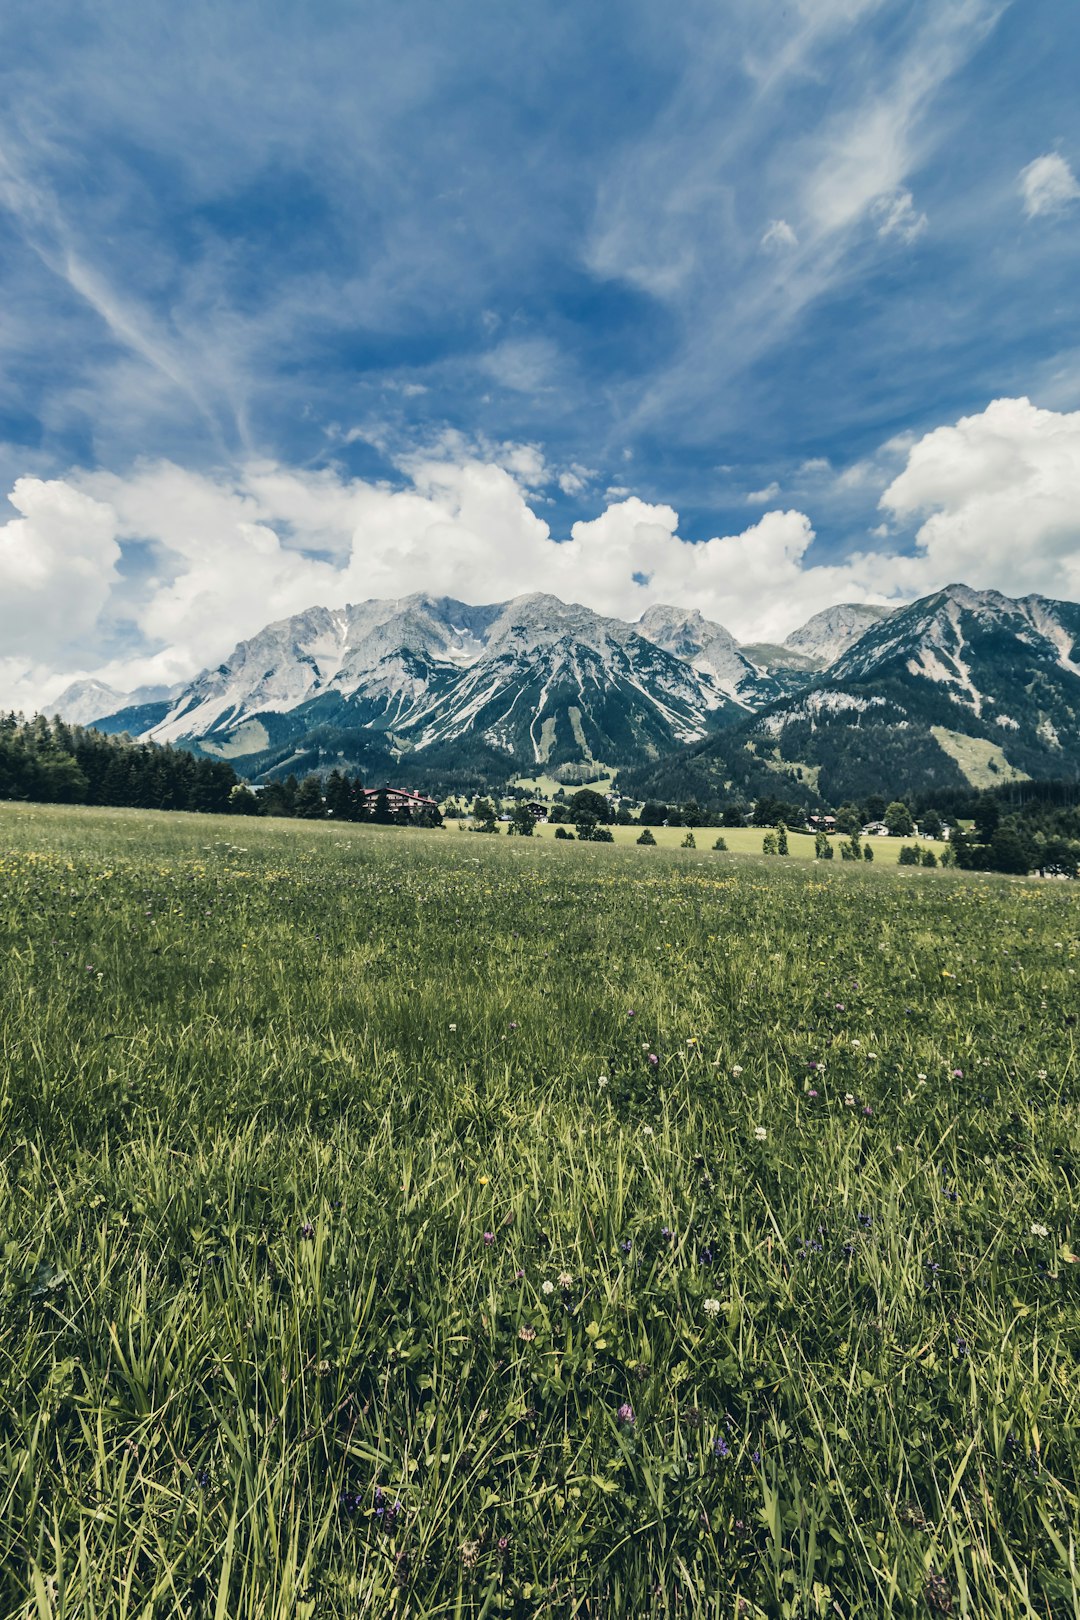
[54,584,1080,803]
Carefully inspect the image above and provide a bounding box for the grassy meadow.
[0,802,1077,1618]
[471,821,948,862]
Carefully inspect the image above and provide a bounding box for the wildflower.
[617,1402,635,1426]
[955,1339,968,1357]
[514,1268,525,1279]
[732,1064,743,1075]
[597,1075,608,1088]
[541,1279,555,1295]
[703,1298,721,1316]
[509,1021,519,1029]
[754,1126,767,1140]
[299,1221,315,1240]
[844,1093,856,1106]
[867,1052,878,1060]
[460,1540,480,1568]
[482,1232,495,1247]
[863,1104,873,1116]
[1030,1222,1049,1238]
[687,1037,697,1046]
[478,1175,489,1185]
[1037,1069,1048,1080]
[808,1088,819,1098]
[712,1435,730,1459]
[642,1124,654,1136]
[557,1271,573,1289]
[851,1040,861,1048]
[917,1072,927,1081]
[518,1325,536,1342]
[951,1068,963,1078]
[497,1536,510,1555]
[647,1053,659,1067]
[751,1449,761,1465]
[620,1238,632,1254]
[449,1023,457,1031]
[661,1226,672,1241]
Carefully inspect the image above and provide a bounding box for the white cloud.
[878,395,1080,600]
[746,481,781,504]
[871,188,928,243]
[761,219,798,251]
[557,463,597,496]
[0,478,120,659]
[1019,153,1080,218]
[8,396,1080,711]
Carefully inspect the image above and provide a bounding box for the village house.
[357,786,440,816]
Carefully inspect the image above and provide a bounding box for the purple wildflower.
[482,1231,495,1246]
[617,1402,635,1426]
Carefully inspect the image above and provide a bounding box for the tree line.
[0,716,441,826]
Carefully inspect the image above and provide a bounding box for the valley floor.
[470,820,949,862]
[0,803,1077,1618]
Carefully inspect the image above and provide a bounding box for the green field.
[1,802,1077,1618]
[474,822,947,863]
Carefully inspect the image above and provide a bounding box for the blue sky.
[1,0,1080,700]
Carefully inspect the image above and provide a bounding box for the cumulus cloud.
[7,396,1080,711]
[761,219,798,251]
[878,396,1080,599]
[746,481,781,504]
[871,188,928,242]
[0,478,120,658]
[1019,153,1080,218]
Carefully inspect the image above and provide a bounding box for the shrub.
[554,826,574,840]
[762,831,778,855]
[681,830,696,849]
[712,835,727,851]
[898,845,920,865]
[637,828,657,846]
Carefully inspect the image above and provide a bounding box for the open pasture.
[478,822,948,862]
[0,803,1077,1618]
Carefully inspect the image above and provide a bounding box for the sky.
[2,0,1080,707]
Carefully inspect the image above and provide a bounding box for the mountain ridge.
[55,582,1080,799]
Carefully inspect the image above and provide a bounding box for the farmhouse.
[357,786,440,816]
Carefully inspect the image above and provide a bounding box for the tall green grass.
[0,802,1077,1618]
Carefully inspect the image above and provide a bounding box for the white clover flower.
[449,1023,457,1031]
[642,1124,654,1136]
[844,1093,856,1106]
[541,1280,555,1295]
[917,1073,927,1081]
[1030,1222,1049,1238]
[867,1053,878,1060]
[557,1271,573,1289]
[754,1126,767,1140]
[1037,1070,1048,1080]
[703,1298,721,1316]
[732,1064,744,1076]
[597,1075,608,1088]
[851,1040,861,1048]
